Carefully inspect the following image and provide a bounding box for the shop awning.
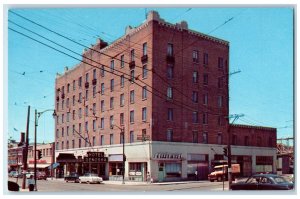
[48,163,60,170]
[56,153,77,163]
[27,164,51,169]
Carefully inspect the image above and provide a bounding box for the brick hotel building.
[54,11,277,182]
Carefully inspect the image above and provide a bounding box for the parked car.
[64,172,80,183]
[8,181,19,191]
[25,172,34,179]
[231,174,294,190]
[79,173,103,184]
[8,171,21,178]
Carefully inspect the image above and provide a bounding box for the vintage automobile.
[64,172,80,183]
[231,174,294,190]
[8,171,22,178]
[79,173,103,184]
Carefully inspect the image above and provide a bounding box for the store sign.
[153,153,182,160]
[129,171,142,176]
[83,152,108,163]
[29,160,47,164]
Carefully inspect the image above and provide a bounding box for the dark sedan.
[231,174,294,190]
[64,172,80,183]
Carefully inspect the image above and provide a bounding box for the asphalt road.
[7,177,229,193]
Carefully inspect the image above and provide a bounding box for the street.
[8,177,229,193]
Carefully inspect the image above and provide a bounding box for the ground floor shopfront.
[55,141,277,182]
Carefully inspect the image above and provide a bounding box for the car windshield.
[90,174,98,177]
[272,176,287,184]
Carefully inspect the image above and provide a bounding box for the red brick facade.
[54,11,276,151]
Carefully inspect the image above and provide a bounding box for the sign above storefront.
[153,153,182,160]
[83,152,108,163]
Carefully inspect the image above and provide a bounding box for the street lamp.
[34,109,56,191]
[111,123,125,184]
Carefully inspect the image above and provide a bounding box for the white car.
[79,173,103,184]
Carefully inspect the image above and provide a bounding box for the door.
[158,163,164,182]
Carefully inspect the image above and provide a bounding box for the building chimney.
[18,132,25,146]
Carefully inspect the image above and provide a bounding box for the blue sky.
[6,7,294,144]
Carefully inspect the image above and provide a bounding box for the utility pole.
[227,113,244,190]
[34,109,37,191]
[22,106,30,189]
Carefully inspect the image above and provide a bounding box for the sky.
[6,6,294,145]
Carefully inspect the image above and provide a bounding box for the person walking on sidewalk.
[27,175,35,191]
[195,170,198,181]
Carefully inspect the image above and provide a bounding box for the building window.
[101,83,105,95]
[110,115,114,128]
[120,75,125,88]
[168,108,173,121]
[72,140,75,148]
[130,90,135,104]
[101,100,104,112]
[120,94,125,107]
[100,118,104,129]
[142,107,147,121]
[110,60,115,72]
[78,139,81,148]
[61,141,64,150]
[193,50,199,63]
[100,135,104,146]
[203,74,208,85]
[101,65,105,77]
[93,85,96,98]
[66,126,69,136]
[85,73,89,83]
[72,95,75,106]
[119,133,124,145]
[72,110,75,120]
[110,134,114,145]
[72,125,75,135]
[85,121,88,132]
[120,113,124,125]
[218,57,224,69]
[62,114,64,123]
[193,131,198,143]
[167,64,174,79]
[167,129,173,142]
[56,115,59,124]
[85,105,89,116]
[62,100,64,110]
[131,49,135,62]
[56,129,59,138]
[92,103,96,115]
[142,86,147,99]
[217,133,222,144]
[85,89,89,101]
[79,92,82,103]
[93,69,96,79]
[85,138,88,147]
[142,65,147,78]
[143,42,147,56]
[93,136,96,146]
[203,93,208,105]
[167,87,173,99]
[110,79,114,92]
[66,141,69,149]
[244,136,249,146]
[130,131,134,143]
[167,43,173,56]
[110,97,114,109]
[79,76,82,88]
[218,96,223,108]
[192,71,198,83]
[130,70,135,83]
[73,80,76,91]
[79,123,82,133]
[120,55,124,68]
[192,111,199,123]
[93,120,96,131]
[130,110,134,123]
[203,112,208,124]
[142,129,147,141]
[192,91,198,103]
[56,142,59,150]
[203,132,208,144]
[67,112,70,122]
[203,53,208,65]
[67,83,70,93]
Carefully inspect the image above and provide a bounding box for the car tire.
[79,180,82,184]
[66,180,68,183]
[210,179,214,182]
[87,181,90,184]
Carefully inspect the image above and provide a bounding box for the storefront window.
[165,163,181,177]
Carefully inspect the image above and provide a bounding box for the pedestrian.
[147,172,151,183]
[195,170,198,181]
[27,175,35,191]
